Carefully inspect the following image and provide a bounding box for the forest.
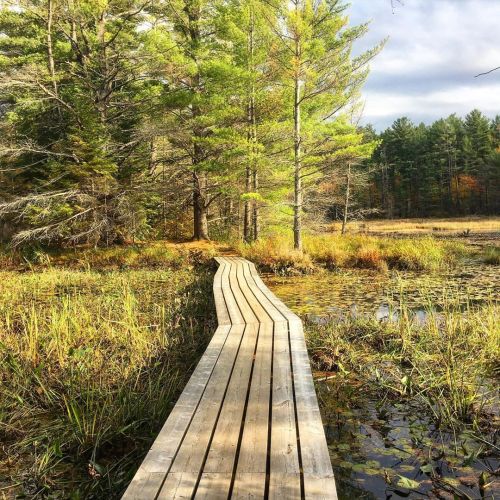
[1,0,496,252]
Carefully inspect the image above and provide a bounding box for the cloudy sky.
[348,0,500,130]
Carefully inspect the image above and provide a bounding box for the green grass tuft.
[0,258,216,497]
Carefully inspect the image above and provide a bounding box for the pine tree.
[270,0,382,249]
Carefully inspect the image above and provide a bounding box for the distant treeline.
[361,111,500,218]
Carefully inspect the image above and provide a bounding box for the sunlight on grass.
[238,234,470,273]
[330,216,500,234]
[0,262,216,497]
[306,294,499,430]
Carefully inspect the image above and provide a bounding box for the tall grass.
[0,240,218,271]
[238,234,470,274]
[306,296,499,430]
[0,263,216,497]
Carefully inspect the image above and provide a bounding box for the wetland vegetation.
[266,250,499,499]
[0,249,216,498]
[0,0,499,496]
[1,228,498,498]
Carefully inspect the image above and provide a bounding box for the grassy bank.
[0,251,217,498]
[238,234,472,274]
[306,297,499,431]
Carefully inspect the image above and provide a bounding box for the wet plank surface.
[123,257,337,499]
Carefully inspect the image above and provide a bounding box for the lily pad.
[396,475,420,490]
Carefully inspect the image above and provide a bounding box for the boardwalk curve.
[123,257,337,499]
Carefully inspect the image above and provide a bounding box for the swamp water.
[265,263,499,500]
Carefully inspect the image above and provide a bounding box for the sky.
[348,0,500,131]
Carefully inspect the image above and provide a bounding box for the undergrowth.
[0,256,216,498]
[238,234,470,274]
[306,296,499,432]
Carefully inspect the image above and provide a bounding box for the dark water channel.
[265,263,499,499]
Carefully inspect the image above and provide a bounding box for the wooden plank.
[269,473,302,500]
[213,259,231,326]
[232,321,271,477]
[157,324,246,498]
[156,472,198,499]
[269,319,301,497]
[219,258,245,325]
[195,473,233,499]
[246,259,337,499]
[231,473,266,498]
[226,258,258,324]
[232,258,285,322]
[289,321,338,499]
[244,260,337,498]
[122,324,232,499]
[246,262,301,323]
[124,257,337,499]
[197,323,260,494]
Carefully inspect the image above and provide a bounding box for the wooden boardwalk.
[123,257,337,499]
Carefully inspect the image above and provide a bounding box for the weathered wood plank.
[198,323,259,495]
[213,258,231,325]
[123,257,337,499]
[269,320,301,498]
[233,321,272,476]
[122,324,232,499]
[157,324,246,497]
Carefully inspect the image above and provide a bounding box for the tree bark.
[341,163,351,235]
[243,165,252,242]
[186,0,210,241]
[46,0,61,118]
[252,169,259,240]
[293,5,302,251]
[193,171,209,240]
[245,6,258,242]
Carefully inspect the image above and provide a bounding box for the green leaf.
[420,463,433,474]
[396,475,420,490]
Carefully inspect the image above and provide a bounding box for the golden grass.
[329,216,500,234]
[238,234,470,273]
[0,240,222,271]
[0,258,216,497]
[307,296,499,429]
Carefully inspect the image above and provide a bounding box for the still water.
[265,263,499,499]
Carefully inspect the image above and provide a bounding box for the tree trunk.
[186,1,210,241]
[252,169,259,240]
[341,163,351,235]
[46,0,61,118]
[293,10,302,251]
[246,6,259,242]
[243,165,252,242]
[193,172,209,240]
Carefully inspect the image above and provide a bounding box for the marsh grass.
[483,246,500,265]
[329,216,500,234]
[0,240,219,271]
[238,234,470,274]
[306,296,499,432]
[0,260,216,497]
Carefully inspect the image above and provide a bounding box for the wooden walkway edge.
[122,257,337,499]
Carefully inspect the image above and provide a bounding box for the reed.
[306,293,499,431]
[0,259,216,497]
[238,234,470,273]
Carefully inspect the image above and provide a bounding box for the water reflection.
[265,263,500,499]
[265,263,499,321]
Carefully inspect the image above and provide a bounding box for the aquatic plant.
[483,246,500,265]
[306,294,499,431]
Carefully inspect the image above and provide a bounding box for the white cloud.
[348,0,500,129]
